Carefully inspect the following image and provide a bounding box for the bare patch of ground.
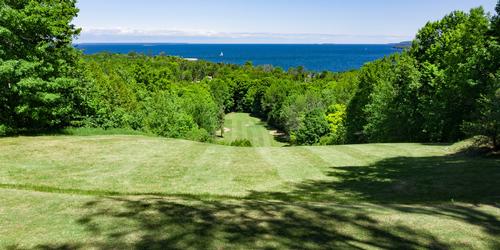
[269,130,285,136]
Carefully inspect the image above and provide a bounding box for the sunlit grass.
[217,113,287,147]
[60,127,152,136]
[0,132,499,249]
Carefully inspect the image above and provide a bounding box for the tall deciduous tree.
[410,7,491,141]
[0,0,81,132]
[462,1,500,150]
[293,108,329,145]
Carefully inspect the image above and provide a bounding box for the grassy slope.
[1,134,499,248]
[217,112,286,147]
[3,135,494,200]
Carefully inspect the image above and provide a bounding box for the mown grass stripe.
[0,183,241,200]
[218,113,285,147]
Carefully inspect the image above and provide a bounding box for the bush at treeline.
[1,0,499,149]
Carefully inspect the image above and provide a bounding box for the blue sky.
[74,0,497,44]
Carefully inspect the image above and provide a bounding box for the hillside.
[1,134,498,201]
[1,134,499,249]
[392,41,412,49]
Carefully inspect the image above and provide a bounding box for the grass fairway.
[1,135,499,249]
[218,112,286,147]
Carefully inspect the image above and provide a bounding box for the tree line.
[1,0,499,149]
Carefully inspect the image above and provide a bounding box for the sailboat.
[219,52,224,57]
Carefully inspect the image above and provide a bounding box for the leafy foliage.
[346,6,500,146]
[322,104,347,145]
[77,53,359,143]
[0,0,81,132]
[230,139,253,147]
[293,109,330,145]
[79,54,220,140]
[462,80,500,150]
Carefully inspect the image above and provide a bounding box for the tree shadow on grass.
[249,154,500,204]
[256,120,291,145]
[30,197,458,250]
[16,153,500,249]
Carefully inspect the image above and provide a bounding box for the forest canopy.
[1,1,499,150]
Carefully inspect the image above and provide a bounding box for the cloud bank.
[76,28,412,44]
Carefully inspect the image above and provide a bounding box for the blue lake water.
[75,43,399,72]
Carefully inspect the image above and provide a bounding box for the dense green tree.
[346,58,392,143]
[410,7,492,141]
[462,81,500,151]
[0,0,81,132]
[363,54,422,142]
[279,90,325,134]
[462,2,500,150]
[179,84,219,135]
[262,80,294,128]
[231,74,252,112]
[293,109,329,145]
[319,71,359,105]
[208,78,233,136]
[321,104,347,145]
[243,78,270,116]
[208,79,233,113]
[142,91,198,139]
[346,7,497,145]
[490,1,500,40]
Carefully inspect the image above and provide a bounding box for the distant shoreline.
[73,42,403,46]
[74,43,399,72]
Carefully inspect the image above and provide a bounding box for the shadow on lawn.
[248,153,500,204]
[33,198,460,250]
[256,120,290,145]
[22,154,500,249]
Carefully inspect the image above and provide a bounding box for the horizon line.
[74,42,410,45]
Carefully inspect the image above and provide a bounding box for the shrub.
[186,128,212,142]
[294,109,329,145]
[0,124,10,136]
[230,139,253,147]
[324,104,347,145]
[141,92,198,138]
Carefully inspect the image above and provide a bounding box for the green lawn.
[217,112,286,147]
[1,133,499,249]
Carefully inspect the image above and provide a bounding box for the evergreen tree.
[0,0,81,132]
